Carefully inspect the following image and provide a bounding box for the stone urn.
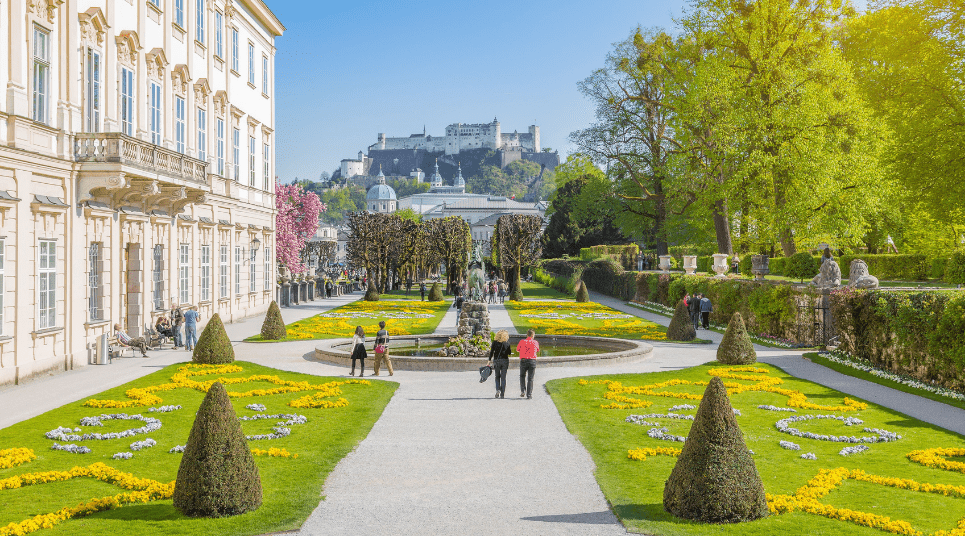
[683,255,698,275]
[751,255,770,281]
[712,253,730,278]
[658,255,673,273]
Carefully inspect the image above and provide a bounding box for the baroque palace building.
[0,0,284,385]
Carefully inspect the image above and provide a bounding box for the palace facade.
[0,0,284,385]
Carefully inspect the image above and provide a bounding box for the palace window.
[32,26,50,124]
[231,28,239,72]
[233,128,240,181]
[249,248,257,292]
[153,245,164,310]
[88,243,102,322]
[85,48,101,133]
[263,143,270,190]
[216,118,225,175]
[249,136,256,186]
[262,55,269,95]
[264,245,271,291]
[175,96,185,153]
[215,12,223,58]
[121,68,135,136]
[220,244,228,298]
[38,240,56,329]
[197,108,207,162]
[179,243,190,304]
[200,245,211,301]
[175,0,184,27]
[195,0,205,44]
[0,239,4,335]
[234,246,241,295]
[150,82,162,144]
[248,42,255,85]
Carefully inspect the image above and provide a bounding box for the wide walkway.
[3,288,965,535]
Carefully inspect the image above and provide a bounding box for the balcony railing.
[74,133,208,185]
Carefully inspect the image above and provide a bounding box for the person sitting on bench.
[155,316,174,338]
[114,324,150,357]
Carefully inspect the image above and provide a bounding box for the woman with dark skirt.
[350,325,366,377]
[487,330,512,398]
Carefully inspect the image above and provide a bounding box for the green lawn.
[807,352,965,413]
[504,300,670,340]
[546,363,965,536]
[519,281,572,300]
[0,361,397,536]
[245,298,451,342]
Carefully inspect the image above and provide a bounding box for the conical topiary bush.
[717,312,756,364]
[575,281,590,302]
[364,281,380,301]
[663,376,767,523]
[666,300,696,341]
[260,301,286,340]
[192,313,234,364]
[173,382,262,517]
[428,282,443,301]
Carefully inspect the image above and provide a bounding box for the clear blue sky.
[270,0,693,182]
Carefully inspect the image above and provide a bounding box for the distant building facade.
[369,119,540,156]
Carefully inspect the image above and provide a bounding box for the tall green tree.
[543,155,626,257]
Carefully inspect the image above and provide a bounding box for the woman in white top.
[350,325,366,377]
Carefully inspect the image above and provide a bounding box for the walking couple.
[349,321,394,377]
[487,329,539,399]
[685,292,713,330]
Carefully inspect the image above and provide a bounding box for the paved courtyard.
[2,291,964,535]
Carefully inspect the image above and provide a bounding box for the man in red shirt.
[516,329,540,399]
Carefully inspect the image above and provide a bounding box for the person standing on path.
[699,295,713,329]
[731,255,740,274]
[350,325,366,377]
[688,293,701,331]
[183,306,201,351]
[487,330,512,398]
[170,300,184,348]
[420,282,426,301]
[372,321,393,376]
[454,292,465,326]
[517,329,539,399]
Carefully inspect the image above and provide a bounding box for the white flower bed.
[169,445,186,453]
[317,311,432,321]
[733,409,742,416]
[239,414,307,426]
[822,350,965,403]
[130,438,157,451]
[647,427,687,442]
[520,312,633,321]
[112,452,133,460]
[839,445,870,456]
[668,404,696,411]
[775,414,901,443]
[45,414,161,442]
[801,452,817,460]
[246,426,291,441]
[780,440,801,450]
[246,404,267,412]
[758,405,797,412]
[626,413,695,424]
[148,405,181,413]
[51,443,90,454]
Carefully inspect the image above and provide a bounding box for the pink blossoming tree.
[275,179,325,274]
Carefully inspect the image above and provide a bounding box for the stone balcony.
[73,133,208,214]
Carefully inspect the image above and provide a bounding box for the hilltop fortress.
[370,118,540,155]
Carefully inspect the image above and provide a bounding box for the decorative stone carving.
[847,259,880,289]
[712,253,730,278]
[115,31,141,68]
[658,255,672,273]
[194,79,211,108]
[145,48,168,81]
[247,117,261,136]
[811,256,842,288]
[751,255,770,281]
[80,172,130,203]
[31,0,63,23]
[172,64,191,97]
[79,8,108,47]
[683,255,697,275]
[213,90,228,117]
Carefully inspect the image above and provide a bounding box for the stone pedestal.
[456,302,491,340]
[280,282,291,307]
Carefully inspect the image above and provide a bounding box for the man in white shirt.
[114,324,150,357]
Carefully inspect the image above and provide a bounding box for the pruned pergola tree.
[425,217,471,295]
[493,214,543,301]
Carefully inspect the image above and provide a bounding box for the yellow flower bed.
[907,448,965,475]
[579,367,868,411]
[627,447,681,461]
[282,300,445,340]
[509,301,667,340]
[767,467,965,536]
[0,462,173,536]
[0,448,36,470]
[251,447,297,459]
[84,364,371,410]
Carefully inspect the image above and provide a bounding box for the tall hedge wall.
[830,288,965,390]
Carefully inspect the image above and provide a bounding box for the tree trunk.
[510,266,523,301]
[653,177,669,256]
[712,199,733,255]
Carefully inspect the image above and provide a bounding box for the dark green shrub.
[633,273,651,303]
[839,254,929,281]
[784,252,820,282]
[747,284,795,334]
[259,301,286,340]
[769,257,787,276]
[931,295,965,371]
[663,376,767,523]
[575,281,590,302]
[738,255,753,276]
[666,300,696,341]
[582,258,624,295]
[428,282,443,301]
[945,252,965,284]
[931,258,950,280]
[193,313,234,364]
[364,282,380,301]
[717,312,757,364]
[173,382,262,517]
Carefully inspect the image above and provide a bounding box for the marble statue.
[467,244,486,302]
[847,259,880,289]
[811,254,842,288]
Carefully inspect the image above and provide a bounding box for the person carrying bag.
[487,330,512,398]
[372,321,393,376]
[350,326,366,377]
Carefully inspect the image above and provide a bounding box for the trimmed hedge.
[945,252,965,284]
[838,254,928,281]
[533,266,577,296]
[575,281,590,302]
[582,259,637,300]
[260,301,286,340]
[830,288,965,391]
[717,312,756,365]
[666,300,696,341]
[428,282,443,301]
[193,313,234,364]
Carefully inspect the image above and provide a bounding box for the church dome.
[366,165,396,201]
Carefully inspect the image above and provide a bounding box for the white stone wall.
[370,121,540,156]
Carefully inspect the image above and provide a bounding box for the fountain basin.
[313,334,654,372]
